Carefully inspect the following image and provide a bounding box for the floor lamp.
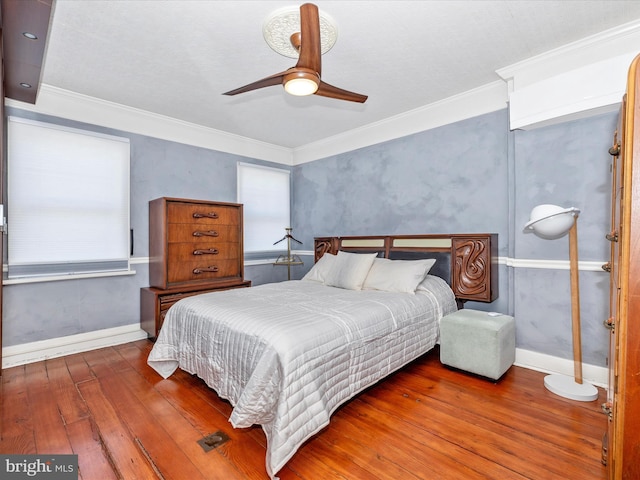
[524,204,599,402]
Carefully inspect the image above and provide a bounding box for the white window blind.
[237,162,291,254]
[7,116,130,278]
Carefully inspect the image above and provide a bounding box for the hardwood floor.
[0,340,607,480]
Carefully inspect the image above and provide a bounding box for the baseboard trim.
[3,325,608,392]
[515,348,608,388]
[2,324,149,369]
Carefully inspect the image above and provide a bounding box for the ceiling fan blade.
[315,81,368,103]
[296,3,321,75]
[223,71,288,96]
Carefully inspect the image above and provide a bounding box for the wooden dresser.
[603,53,640,479]
[141,197,250,338]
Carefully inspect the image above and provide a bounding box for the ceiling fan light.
[283,71,319,96]
[284,78,318,96]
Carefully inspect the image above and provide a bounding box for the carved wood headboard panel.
[314,234,498,304]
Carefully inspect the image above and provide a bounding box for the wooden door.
[607,53,640,480]
[617,54,640,480]
[603,109,622,470]
[604,101,624,477]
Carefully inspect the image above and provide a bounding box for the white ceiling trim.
[292,81,508,165]
[497,18,640,88]
[5,81,507,166]
[507,54,631,130]
[5,85,295,165]
[6,16,639,165]
[497,19,640,130]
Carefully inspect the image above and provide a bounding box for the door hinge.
[603,317,615,332]
[608,143,620,157]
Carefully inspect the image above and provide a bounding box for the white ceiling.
[41,0,640,149]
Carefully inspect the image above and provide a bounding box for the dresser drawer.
[167,242,239,262]
[167,224,240,243]
[167,202,240,225]
[141,281,251,338]
[167,259,242,284]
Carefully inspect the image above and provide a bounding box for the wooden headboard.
[314,234,498,305]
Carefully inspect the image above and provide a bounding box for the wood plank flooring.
[0,340,608,479]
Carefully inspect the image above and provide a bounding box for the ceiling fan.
[223,3,367,103]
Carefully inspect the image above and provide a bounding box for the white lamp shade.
[524,204,580,238]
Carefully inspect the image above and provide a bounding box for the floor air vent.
[197,431,230,452]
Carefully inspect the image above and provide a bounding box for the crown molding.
[6,11,635,166]
[291,81,507,165]
[495,19,640,130]
[5,85,294,166]
[496,18,640,87]
[5,81,506,167]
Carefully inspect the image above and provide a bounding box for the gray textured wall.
[292,110,511,314]
[3,107,289,345]
[515,114,614,261]
[292,109,615,366]
[292,110,510,250]
[512,113,615,365]
[3,106,616,368]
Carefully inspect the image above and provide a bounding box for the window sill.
[1,253,316,284]
[3,268,137,285]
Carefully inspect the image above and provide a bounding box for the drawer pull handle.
[193,248,219,255]
[193,266,219,274]
[193,212,218,219]
[606,231,618,242]
[193,230,219,237]
[602,262,611,272]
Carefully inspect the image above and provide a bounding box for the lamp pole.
[568,218,583,384]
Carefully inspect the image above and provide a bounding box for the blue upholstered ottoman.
[439,309,515,380]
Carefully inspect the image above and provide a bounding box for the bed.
[147,233,498,478]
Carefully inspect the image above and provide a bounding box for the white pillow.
[363,258,436,293]
[324,251,378,290]
[302,252,337,283]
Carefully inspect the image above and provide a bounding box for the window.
[237,162,291,256]
[7,116,130,279]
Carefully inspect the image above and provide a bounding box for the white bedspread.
[148,277,456,478]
